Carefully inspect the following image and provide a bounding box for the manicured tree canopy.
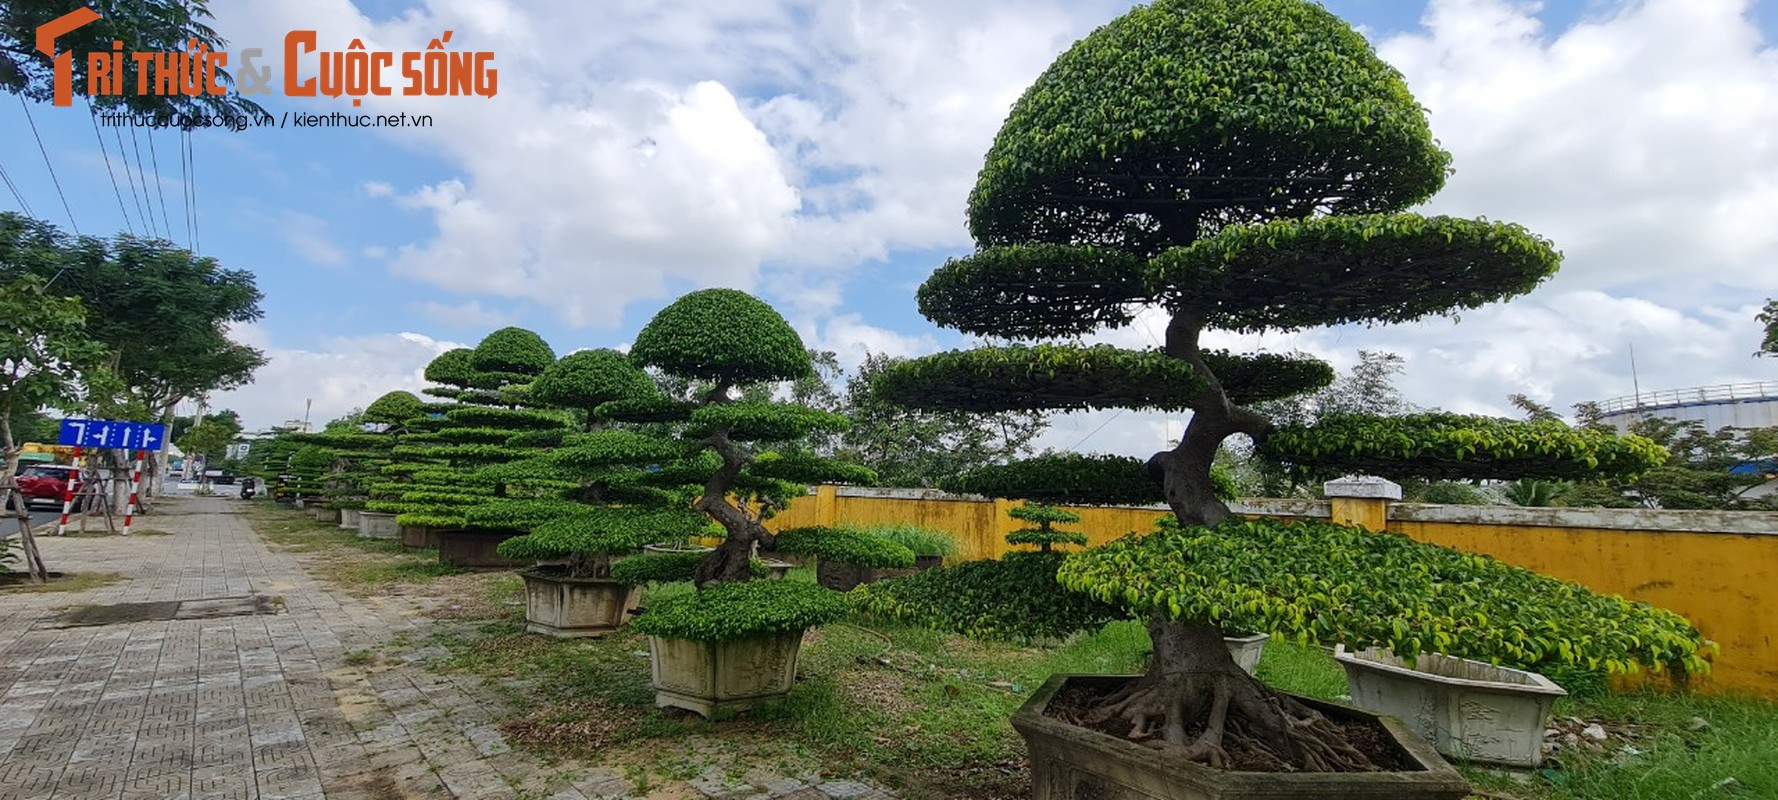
[615,289,879,644]
[1005,505,1088,552]
[531,349,660,431]
[873,0,1684,773]
[363,391,425,428]
[470,327,556,380]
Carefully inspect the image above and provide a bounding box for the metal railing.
[1597,381,1778,415]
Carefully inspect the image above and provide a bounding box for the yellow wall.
[769,486,1778,699]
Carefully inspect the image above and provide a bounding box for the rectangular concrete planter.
[356,511,399,540]
[400,525,441,550]
[648,630,806,717]
[1335,646,1566,768]
[312,507,340,524]
[1013,675,1471,800]
[338,508,361,529]
[1224,633,1268,676]
[436,529,528,568]
[519,569,642,638]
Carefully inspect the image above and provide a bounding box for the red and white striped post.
[56,445,83,536]
[122,449,145,536]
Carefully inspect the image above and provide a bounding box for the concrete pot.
[338,508,361,529]
[312,507,341,524]
[436,529,527,568]
[1013,674,1471,800]
[759,559,794,581]
[1224,633,1269,676]
[519,569,642,638]
[648,630,806,718]
[1335,646,1566,767]
[400,525,441,549]
[356,511,399,540]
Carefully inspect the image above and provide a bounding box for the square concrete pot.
[400,525,441,549]
[312,507,340,524]
[436,529,528,568]
[648,630,806,717]
[1335,646,1566,768]
[1224,633,1268,676]
[519,569,642,638]
[338,508,361,529]
[1013,674,1471,800]
[356,511,399,540]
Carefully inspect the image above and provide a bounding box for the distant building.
[1594,381,1778,434]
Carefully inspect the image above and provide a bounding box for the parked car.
[15,464,82,508]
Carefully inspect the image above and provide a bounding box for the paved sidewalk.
[0,498,896,800]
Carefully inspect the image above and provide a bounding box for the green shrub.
[630,579,849,641]
[773,526,914,568]
[853,552,1121,642]
[849,522,959,558]
[609,551,769,585]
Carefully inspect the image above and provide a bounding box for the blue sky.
[3,0,1776,455]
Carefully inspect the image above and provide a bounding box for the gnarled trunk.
[690,425,772,588]
[1095,313,1380,771]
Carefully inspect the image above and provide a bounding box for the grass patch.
[245,504,466,594]
[0,571,126,593]
[418,571,1778,800]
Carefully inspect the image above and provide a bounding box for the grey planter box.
[436,529,527,568]
[400,525,441,549]
[649,631,806,717]
[519,569,642,638]
[1335,646,1566,767]
[1224,633,1268,676]
[356,511,399,540]
[312,507,340,524]
[1013,674,1471,800]
[339,508,361,529]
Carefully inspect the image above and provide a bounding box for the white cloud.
[210,325,461,430]
[360,180,395,198]
[416,299,515,330]
[278,211,348,266]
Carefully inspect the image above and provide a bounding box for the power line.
[128,127,159,237]
[178,127,193,246]
[16,94,79,234]
[114,126,151,237]
[1066,409,1126,452]
[185,130,200,252]
[147,128,174,245]
[0,160,36,218]
[86,99,136,235]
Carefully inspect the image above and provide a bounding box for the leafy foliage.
[424,349,477,387]
[1005,504,1089,551]
[1151,214,1561,333]
[0,273,112,467]
[470,327,555,376]
[1057,518,1714,677]
[364,391,425,426]
[1758,299,1777,357]
[630,289,812,385]
[629,579,850,642]
[843,352,1047,489]
[943,453,1173,506]
[688,402,850,442]
[594,396,698,424]
[495,506,705,563]
[609,551,772,585]
[1262,413,1669,481]
[548,431,685,472]
[968,0,1449,254]
[773,526,916,569]
[749,450,878,485]
[531,349,658,419]
[445,406,569,430]
[854,552,1122,643]
[462,499,586,532]
[874,345,1202,413]
[849,522,960,558]
[916,244,1149,338]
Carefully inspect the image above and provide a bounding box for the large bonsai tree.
[876,0,1702,772]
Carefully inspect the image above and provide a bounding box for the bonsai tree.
[875,0,1705,771]
[1005,506,1084,553]
[487,348,694,578]
[611,290,876,655]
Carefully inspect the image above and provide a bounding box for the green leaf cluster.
[943,454,1166,506]
[630,289,813,385]
[688,402,850,442]
[853,552,1122,643]
[1261,412,1669,481]
[629,579,850,642]
[1057,518,1713,676]
[874,345,1202,413]
[495,506,704,563]
[773,526,915,569]
[749,451,877,486]
[1006,504,1089,550]
[469,327,556,376]
[853,522,960,558]
[532,348,658,416]
[363,391,424,426]
[609,551,772,585]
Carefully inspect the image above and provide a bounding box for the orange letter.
[285,30,316,96]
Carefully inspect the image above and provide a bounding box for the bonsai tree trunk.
[1090,315,1383,771]
[568,551,613,580]
[692,428,771,587]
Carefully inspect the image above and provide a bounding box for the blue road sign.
[57,419,170,451]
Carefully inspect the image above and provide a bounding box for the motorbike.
[240,477,258,499]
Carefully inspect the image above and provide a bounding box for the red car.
[15,464,82,508]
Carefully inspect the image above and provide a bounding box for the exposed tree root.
[1061,616,1381,773]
